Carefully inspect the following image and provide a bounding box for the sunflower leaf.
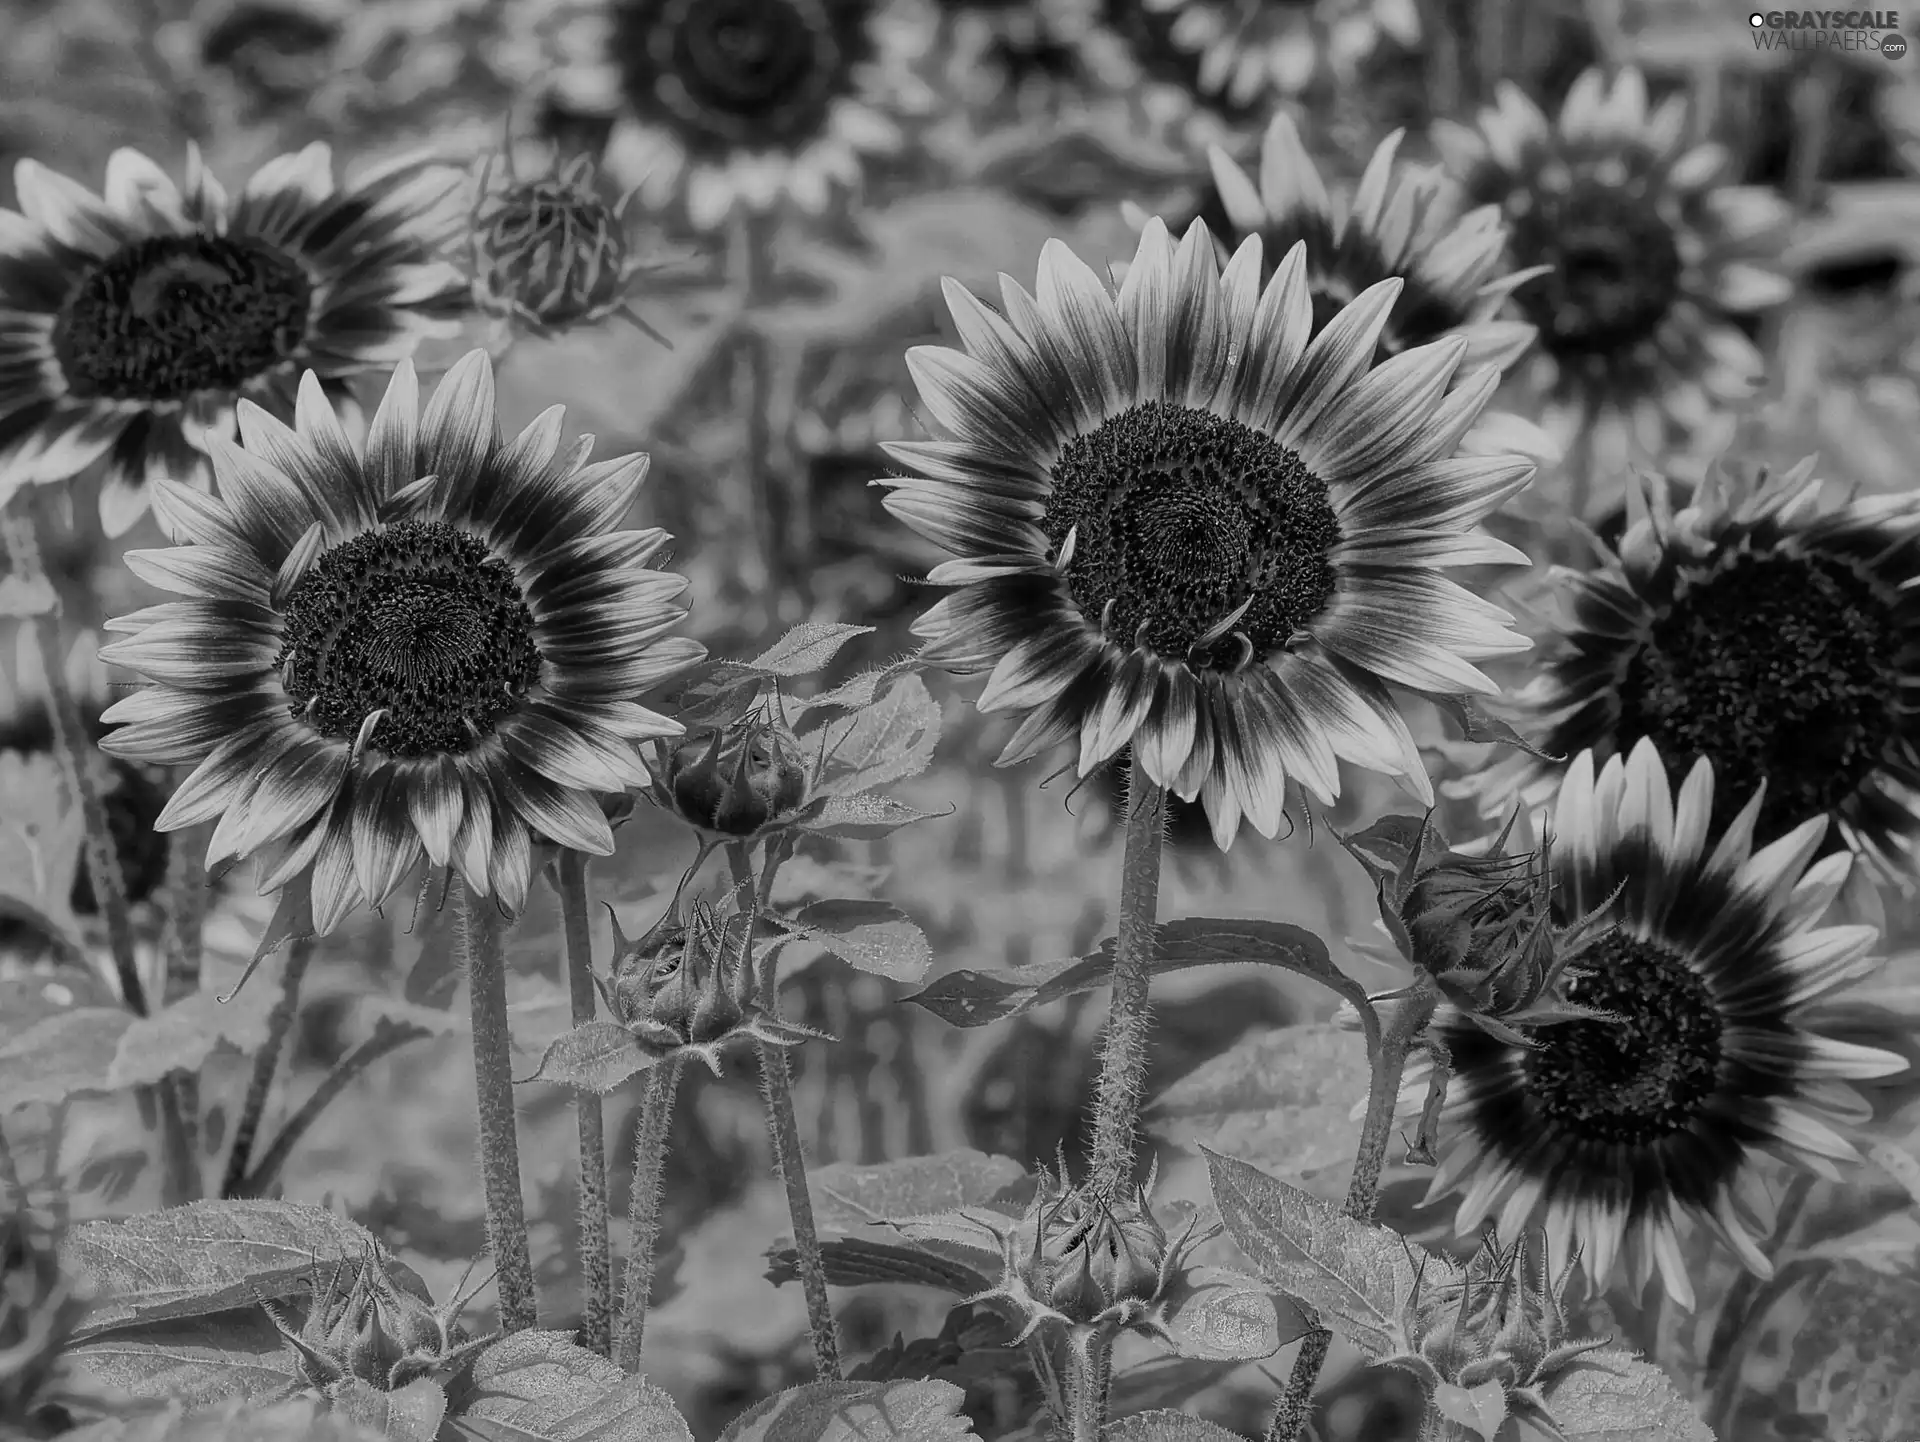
[65,1309,302,1405]
[330,1378,447,1442]
[517,1021,663,1095]
[808,1151,1031,1232]
[1537,1351,1713,1441]
[716,1378,976,1442]
[0,1007,134,1112]
[62,1199,431,1338]
[1432,1380,1508,1440]
[1203,1150,1436,1358]
[1432,695,1561,761]
[106,984,284,1091]
[764,1237,993,1298]
[0,749,85,956]
[793,792,946,840]
[808,673,943,799]
[57,1396,390,1442]
[745,623,875,678]
[786,899,934,983]
[1155,1266,1303,1362]
[1101,1415,1247,1442]
[907,918,1359,1028]
[1150,1025,1370,1189]
[447,1331,692,1441]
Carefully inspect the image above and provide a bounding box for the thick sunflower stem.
[459,878,538,1332]
[728,840,840,1380]
[1087,777,1167,1198]
[613,1057,684,1373]
[557,850,613,1357]
[1,498,145,1015]
[1066,1330,1115,1442]
[1268,981,1437,1442]
[221,939,313,1198]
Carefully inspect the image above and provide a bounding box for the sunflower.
[0,144,467,538]
[524,0,913,231]
[1433,68,1794,477]
[1454,460,1920,908]
[1156,113,1536,378]
[1414,738,1905,1308]
[1100,0,1417,111]
[95,351,702,935]
[880,217,1543,851]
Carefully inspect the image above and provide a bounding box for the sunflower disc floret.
[97,352,704,936]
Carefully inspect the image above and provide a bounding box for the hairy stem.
[1269,981,1438,1442]
[1086,777,1167,1196]
[730,840,840,1379]
[460,879,538,1331]
[221,939,312,1198]
[241,1019,428,1197]
[613,1058,684,1373]
[1066,1331,1114,1442]
[558,850,613,1357]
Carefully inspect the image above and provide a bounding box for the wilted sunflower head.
[1413,738,1906,1308]
[1454,458,1920,899]
[1433,68,1792,472]
[0,144,467,536]
[1182,113,1535,376]
[524,0,911,229]
[881,216,1546,850]
[96,351,703,935]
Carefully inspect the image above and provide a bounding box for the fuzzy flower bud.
[266,1251,490,1394]
[467,149,669,343]
[653,710,814,840]
[1341,813,1620,1046]
[598,903,825,1076]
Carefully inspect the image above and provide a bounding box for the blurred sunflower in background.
[1102,0,1417,111]
[1149,112,1536,375]
[1434,67,1793,485]
[0,144,467,537]
[1453,461,1920,911]
[523,0,917,231]
[882,217,1542,849]
[1414,738,1905,1309]
[97,352,702,934]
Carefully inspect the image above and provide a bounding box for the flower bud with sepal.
[263,1249,493,1395]
[597,900,828,1077]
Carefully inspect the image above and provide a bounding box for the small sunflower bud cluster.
[599,903,825,1076]
[0,1208,86,1433]
[263,1250,489,1395]
[1343,814,1619,1046]
[466,148,668,343]
[970,1163,1202,1349]
[1383,1233,1611,1438]
[648,702,821,841]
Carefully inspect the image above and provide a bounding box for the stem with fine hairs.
[613,1057,684,1373]
[557,850,613,1357]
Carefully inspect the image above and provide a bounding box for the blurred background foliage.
[4,0,1920,1437]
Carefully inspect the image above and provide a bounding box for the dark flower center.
[479,177,630,327]
[1505,183,1682,360]
[1525,930,1723,1145]
[277,521,542,759]
[1617,549,1902,842]
[51,235,312,403]
[613,0,863,157]
[1042,402,1340,668]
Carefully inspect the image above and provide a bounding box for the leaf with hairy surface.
[58,1398,388,1442]
[448,1332,692,1442]
[718,1379,977,1441]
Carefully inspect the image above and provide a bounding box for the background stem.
[614,1058,684,1373]
[460,878,538,1331]
[1086,777,1167,1196]
[240,1019,427,1197]
[1269,984,1437,1442]
[220,939,312,1198]
[557,850,613,1357]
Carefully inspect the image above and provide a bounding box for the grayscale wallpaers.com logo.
[1749,10,1907,55]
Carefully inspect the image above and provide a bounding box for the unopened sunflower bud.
[266,1251,490,1394]
[468,150,668,343]
[656,712,813,840]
